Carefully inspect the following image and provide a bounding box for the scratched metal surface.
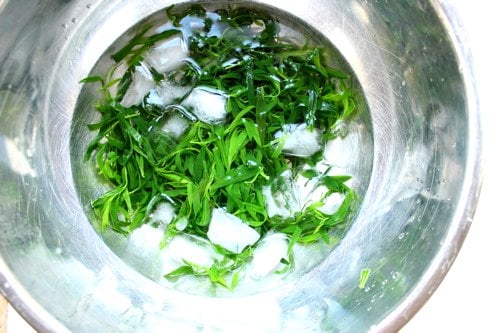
[0,0,482,332]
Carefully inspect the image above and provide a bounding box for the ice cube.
[144,89,164,106]
[296,173,346,214]
[121,64,155,107]
[175,216,188,231]
[274,123,322,157]
[147,79,192,106]
[262,185,294,219]
[263,170,300,219]
[160,234,222,275]
[107,62,128,97]
[319,192,345,215]
[248,233,289,279]
[149,202,176,225]
[185,16,205,34]
[144,36,189,73]
[182,87,228,124]
[207,208,260,254]
[296,173,348,214]
[128,224,164,246]
[161,113,190,139]
[264,170,345,218]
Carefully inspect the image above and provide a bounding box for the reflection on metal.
[0,137,36,177]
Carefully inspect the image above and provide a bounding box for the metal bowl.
[0,0,482,332]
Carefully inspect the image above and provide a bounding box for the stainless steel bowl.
[0,0,482,332]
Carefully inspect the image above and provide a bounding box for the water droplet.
[86,3,92,8]
[3,282,10,289]
[401,80,406,87]
[71,17,78,23]
[366,306,372,312]
[364,286,370,292]
[398,232,406,240]
[62,23,68,28]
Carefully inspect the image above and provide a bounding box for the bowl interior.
[0,0,479,332]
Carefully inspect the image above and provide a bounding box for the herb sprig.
[82,5,358,288]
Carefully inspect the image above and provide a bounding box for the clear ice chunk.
[153,79,192,106]
[274,123,322,157]
[264,170,346,218]
[182,87,228,124]
[207,208,260,254]
[121,64,155,107]
[160,234,222,275]
[248,233,289,279]
[144,36,189,73]
[149,202,176,226]
[262,170,299,219]
[160,113,190,139]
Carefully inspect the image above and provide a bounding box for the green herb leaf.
[359,268,371,289]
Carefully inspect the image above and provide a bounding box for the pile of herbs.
[82,5,357,288]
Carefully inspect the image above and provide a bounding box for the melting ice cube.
[160,234,222,275]
[182,87,228,124]
[263,185,294,219]
[149,202,176,226]
[144,36,189,73]
[161,113,190,139]
[154,79,192,105]
[318,192,345,215]
[274,123,322,157]
[263,170,300,219]
[121,64,155,107]
[263,170,346,218]
[294,174,345,215]
[128,224,164,247]
[121,224,164,276]
[248,233,289,279]
[207,208,260,254]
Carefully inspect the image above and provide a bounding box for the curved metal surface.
[0,0,482,332]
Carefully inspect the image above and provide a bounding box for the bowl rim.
[0,1,484,332]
